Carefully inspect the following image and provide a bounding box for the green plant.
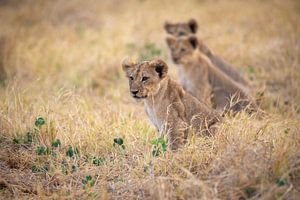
[113,137,125,149]
[35,117,45,127]
[13,131,34,145]
[61,164,68,175]
[244,186,256,198]
[82,175,95,188]
[276,178,288,186]
[31,165,49,173]
[92,157,105,166]
[12,138,21,144]
[36,146,50,155]
[151,137,167,157]
[66,146,79,158]
[52,139,61,148]
[26,132,33,143]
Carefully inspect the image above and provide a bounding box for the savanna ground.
[0,0,300,199]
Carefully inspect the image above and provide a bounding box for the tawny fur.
[166,36,256,113]
[164,19,249,87]
[122,58,221,150]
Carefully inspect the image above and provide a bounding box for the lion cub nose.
[131,90,139,95]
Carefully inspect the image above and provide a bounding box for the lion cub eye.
[180,48,186,52]
[141,76,149,82]
[129,76,134,80]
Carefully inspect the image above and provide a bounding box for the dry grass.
[0,0,300,199]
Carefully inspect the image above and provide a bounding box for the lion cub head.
[164,19,198,37]
[122,58,168,101]
[166,35,199,64]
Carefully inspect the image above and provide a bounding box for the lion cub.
[164,19,249,87]
[166,36,256,113]
[122,58,221,150]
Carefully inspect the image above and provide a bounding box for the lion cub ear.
[149,59,168,79]
[166,36,176,48]
[189,36,198,49]
[188,18,198,34]
[122,57,136,73]
[164,21,173,34]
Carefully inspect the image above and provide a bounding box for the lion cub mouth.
[173,57,180,63]
[132,95,148,99]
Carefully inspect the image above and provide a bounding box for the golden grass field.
[0,0,300,199]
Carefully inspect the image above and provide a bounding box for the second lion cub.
[164,19,249,87]
[122,58,221,150]
[166,36,256,113]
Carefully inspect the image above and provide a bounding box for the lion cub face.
[166,36,198,64]
[164,19,198,37]
[122,58,168,100]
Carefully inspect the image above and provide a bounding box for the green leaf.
[35,117,45,127]
[276,178,288,186]
[43,165,49,172]
[51,151,57,157]
[92,157,104,166]
[32,165,49,173]
[82,175,93,185]
[114,138,124,146]
[36,146,45,155]
[74,147,80,155]
[51,139,61,148]
[89,180,96,187]
[67,146,74,157]
[150,139,158,145]
[161,142,167,152]
[36,146,50,155]
[45,147,50,154]
[86,175,92,181]
[31,165,38,173]
[244,186,256,198]
[13,138,20,144]
[151,137,167,156]
[152,148,160,157]
[26,132,33,143]
[67,146,79,158]
[61,165,68,175]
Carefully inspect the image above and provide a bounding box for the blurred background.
[0,0,299,116]
[0,0,300,199]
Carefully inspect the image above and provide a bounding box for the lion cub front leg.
[164,103,188,150]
